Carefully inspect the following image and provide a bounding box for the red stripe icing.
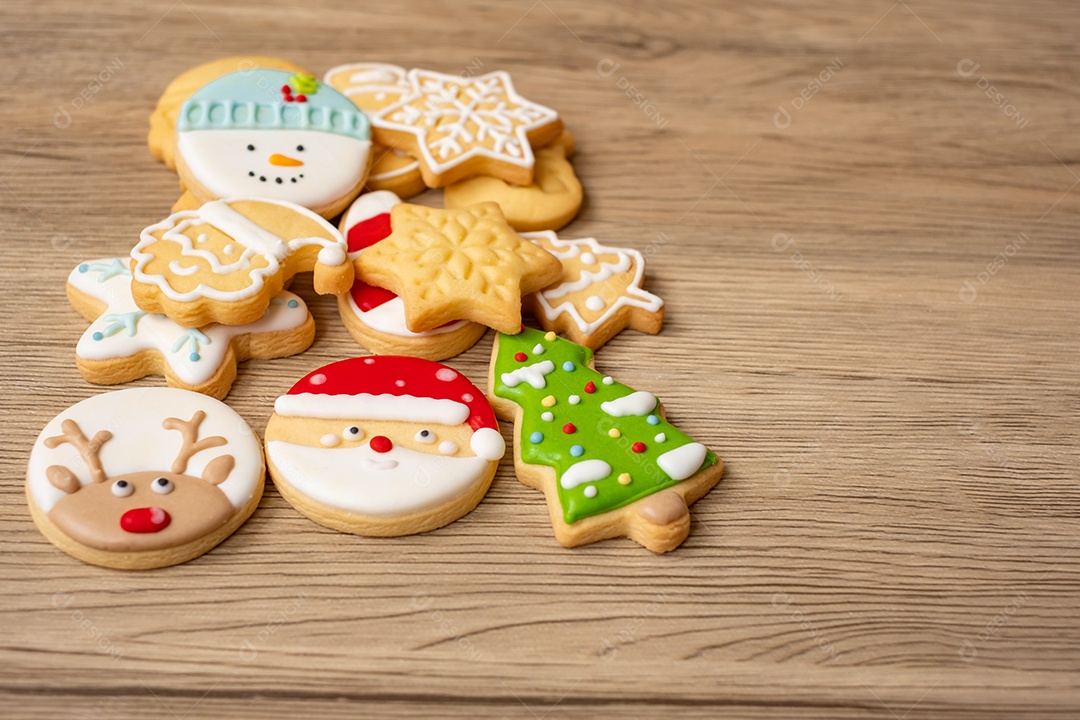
[346,213,393,253]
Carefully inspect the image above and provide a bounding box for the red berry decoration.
[631,441,647,453]
[562,423,577,434]
[281,84,291,94]
[296,94,307,102]
[514,352,527,362]
[584,381,596,394]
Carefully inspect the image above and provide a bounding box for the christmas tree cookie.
[487,327,723,552]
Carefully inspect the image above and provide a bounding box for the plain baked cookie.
[444,132,582,231]
[337,192,487,360]
[265,357,505,536]
[68,257,315,399]
[26,388,265,569]
[487,327,722,553]
[174,69,372,218]
[130,197,353,327]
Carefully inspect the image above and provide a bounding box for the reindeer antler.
[162,410,227,474]
[43,419,112,484]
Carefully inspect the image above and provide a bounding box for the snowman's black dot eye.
[296,145,304,152]
[247,144,255,151]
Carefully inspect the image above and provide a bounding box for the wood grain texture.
[2,0,1078,717]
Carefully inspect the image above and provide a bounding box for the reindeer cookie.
[265,357,505,537]
[26,388,265,569]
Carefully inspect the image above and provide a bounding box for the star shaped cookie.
[355,203,563,334]
[371,69,563,187]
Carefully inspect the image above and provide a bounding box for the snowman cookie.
[131,198,353,327]
[68,258,315,399]
[337,191,486,360]
[265,357,505,537]
[174,69,373,218]
[26,388,265,569]
[323,63,426,198]
[488,328,722,553]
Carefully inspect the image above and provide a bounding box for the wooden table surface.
[2,1,1078,717]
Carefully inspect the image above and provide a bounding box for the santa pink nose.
[120,506,171,534]
[369,436,393,453]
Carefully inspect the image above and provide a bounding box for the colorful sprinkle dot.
[78,264,88,273]
[608,428,621,439]
[617,473,632,485]
[395,379,406,387]
[363,357,375,364]
[190,352,200,362]
[541,395,556,407]
[584,381,596,394]
[584,485,598,498]
[562,361,576,372]
[541,411,554,421]
[309,373,327,385]
[563,423,576,434]
[514,352,527,362]
[569,394,580,405]
[532,343,544,354]
[529,431,544,443]
[570,444,585,457]
[646,415,660,425]
[655,432,667,443]
[632,441,647,453]
[91,331,103,341]
[461,393,473,402]
[544,331,556,341]
[602,376,614,385]
[287,299,298,308]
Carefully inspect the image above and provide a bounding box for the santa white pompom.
[264,356,505,536]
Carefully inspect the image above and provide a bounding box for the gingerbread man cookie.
[131,198,353,327]
[487,328,722,553]
[27,388,265,569]
[265,357,505,536]
[68,258,314,399]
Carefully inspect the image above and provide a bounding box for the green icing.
[493,328,718,524]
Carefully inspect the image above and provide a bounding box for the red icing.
[296,94,307,102]
[632,442,647,453]
[514,352,527,362]
[562,423,576,434]
[369,436,393,453]
[120,506,171,534]
[584,381,596,394]
[350,281,398,312]
[289,357,498,431]
[346,213,393,253]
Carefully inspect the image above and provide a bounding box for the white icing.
[197,201,288,260]
[568,395,580,405]
[602,376,614,385]
[318,245,346,266]
[469,428,505,461]
[435,368,457,381]
[523,232,664,337]
[320,434,340,447]
[560,459,612,490]
[655,433,667,443]
[541,412,553,421]
[583,485,598,498]
[532,344,544,354]
[438,441,459,455]
[267,441,488,516]
[656,443,708,481]
[223,244,235,254]
[274,392,470,426]
[347,291,468,337]
[28,388,263,514]
[580,252,596,264]
[69,258,309,386]
[600,391,657,417]
[341,190,402,247]
[168,261,201,276]
[500,360,556,390]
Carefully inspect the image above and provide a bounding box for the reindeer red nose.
[369,436,393,453]
[120,507,171,533]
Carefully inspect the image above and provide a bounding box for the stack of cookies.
[26,57,723,570]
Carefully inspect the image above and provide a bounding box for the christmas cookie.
[522,231,663,350]
[174,69,372,218]
[68,258,314,399]
[354,202,562,334]
[337,192,486,360]
[26,388,265,569]
[149,57,308,171]
[265,357,505,536]
[487,327,722,553]
[131,198,353,327]
[323,63,426,198]
[444,132,582,232]
[371,69,563,187]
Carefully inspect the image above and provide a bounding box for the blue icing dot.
[91,331,103,341]
[570,444,584,457]
[562,361,576,372]
[287,299,298,308]
[190,352,200,362]
[646,415,660,425]
[78,264,88,273]
[529,431,544,444]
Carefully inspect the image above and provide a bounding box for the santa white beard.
[266,440,492,516]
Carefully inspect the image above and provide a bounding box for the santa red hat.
[274,356,504,460]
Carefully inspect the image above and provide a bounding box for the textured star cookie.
[355,202,563,334]
[372,69,563,187]
[522,231,663,350]
[68,258,314,399]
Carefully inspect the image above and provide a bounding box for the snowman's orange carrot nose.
[269,153,304,167]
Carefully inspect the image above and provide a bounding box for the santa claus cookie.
[26,388,265,570]
[68,258,314,399]
[174,69,372,218]
[323,63,426,198]
[265,357,505,537]
[488,328,722,553]
[337,191,486,360]
[131,198,353,327]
